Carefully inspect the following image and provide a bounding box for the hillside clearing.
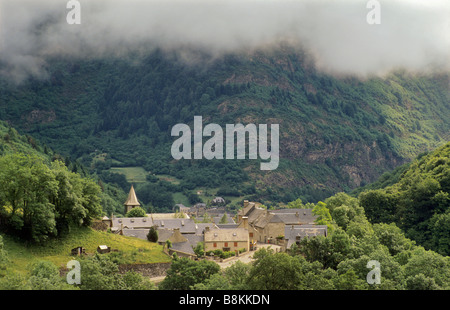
[1,226,171,276]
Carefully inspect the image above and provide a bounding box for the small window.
[224,242,228,247]
[234,242,238,247]
[249,233,253,237]
[213,243,217,248]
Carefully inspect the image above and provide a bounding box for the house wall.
[263,222,285,242]
[252,223,284,243]
[205,240,249,253]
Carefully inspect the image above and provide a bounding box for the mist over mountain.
[1,0,449,83]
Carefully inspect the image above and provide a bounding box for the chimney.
[244,200,249,207]
[242,216,248,229]
[205,226,210,232]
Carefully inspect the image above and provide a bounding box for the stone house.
[204,227,249,254]
[284,224,328,250]
[237,200,326,245]
[160,228,197,259]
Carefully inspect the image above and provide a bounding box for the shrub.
[126,207,147,218]
[147,226,158,242]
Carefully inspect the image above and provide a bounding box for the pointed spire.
[124,185,140,207]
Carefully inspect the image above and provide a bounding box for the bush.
[147,226,158,242]
[126,207,147,218]
[159,257,220,290]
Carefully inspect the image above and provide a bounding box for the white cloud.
[0,0,449,82]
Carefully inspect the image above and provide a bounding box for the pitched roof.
[284,224,328,248]
[273,209,317,225]
[216,224,240,229]
[112,217,153,229]
[184,234,204,247]
[194,223,217,234]
[124,185,140,207]
[246,208,267,227]
[204,228,249,242]
[168,229,188,243]
[156,228,175,243]
[237,203,256,217]
[122,228,150,240]
[153,218,197,234]
[170,241,196,256]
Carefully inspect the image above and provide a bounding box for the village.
[97,186,328,263]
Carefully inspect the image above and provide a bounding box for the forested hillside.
[0,47,449,206]
[359,142,450,255]
[0,121,127,241]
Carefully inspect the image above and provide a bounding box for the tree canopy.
[0,153,103,243]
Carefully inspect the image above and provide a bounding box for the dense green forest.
[1,47,448,206]
[359,142,450,256]
[0,121,127,239]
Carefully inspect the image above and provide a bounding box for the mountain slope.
[0,47,449,204]
[0,120,128,219]
[359,142,450,255]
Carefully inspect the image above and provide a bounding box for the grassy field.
[172,192,190,206]
[110,166,149,183]
[1,226,171,276]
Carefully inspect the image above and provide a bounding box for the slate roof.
[112,217,153,229]
[194,223,217,234]
[156,228,175,243]
[216,224,240,229]
[204,227,249,242]
[184,234,204,248]
[271,209,317,225]
[246,208,267,227]
[153,218,197,233]
[155,228,197,256]
[245,208,318,228]
[284,225,328,248]
[122,228,150,240]
[238,203,257,218]
[124,185,140,207]
[170,241,195,256]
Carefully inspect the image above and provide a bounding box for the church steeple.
[124,185,140,213]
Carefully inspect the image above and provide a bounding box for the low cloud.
[1,0,449,83]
